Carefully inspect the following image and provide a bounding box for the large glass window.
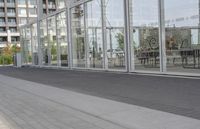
[19,18,27,25]
[48,16,57,66]
[7,8,15,13]
[40,19,48,65]
[105,0,126,70]
[18,0,25,5]
[56,0,66,9]
[165,0,200,73]
[18,0,200,75]
[18,8,26,15]
[71,5,86,68]
[57,11,68,67]
[86,0,103,68]
[21,28,26,64]
[28,0,36,6]
[29,8,37,15]
[131,0,160,71]
[23,27,32,64]
[32,23,38,65]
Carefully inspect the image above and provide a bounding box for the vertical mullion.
[101,0,108,70]
[129,0,135,71]
[124,0,131,72]
[158,0,166,72]
[30,25,34,65]
[20,29,24,65]
[24,28,27,64]
[37,21,42,66]
[67,7,73,69]
[84,3,89,68]
[37,0,42,66]
[46,18,51,66]
[56,14,61,67]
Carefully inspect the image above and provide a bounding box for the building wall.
[20,0,200,76]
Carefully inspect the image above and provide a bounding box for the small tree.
[2,43,12,56]
[50,41,57,61]
[116,32,138,50]
[1,43,13,64]
[0,43,21,65]
[11,44,21,54]
[51,42,57,56]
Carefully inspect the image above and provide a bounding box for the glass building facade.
[20,0,200,75]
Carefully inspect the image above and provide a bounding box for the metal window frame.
[67,7,73,69]
[30,24,34,65]
[56,13,61,67]
[158,0,166,72]
[46,17,51,66]
[101,0,108,70]
[37,0,43,66]
[124,0,131,72]
[31,23,39,66]
[20,0,172,75]
[56,10,69,67]
[128,0,135,72]
[127,0,166,73]
[84,3,89,68]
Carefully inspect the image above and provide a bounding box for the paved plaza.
[0,66,200,129]
[0,74,128,129]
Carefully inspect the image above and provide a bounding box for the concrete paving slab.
[0,74,199,129]
[0,75,129,129]
[1,67,200,120]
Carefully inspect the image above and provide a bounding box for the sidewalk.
[1,66,200,120]
[0,74,200,129]
[0,75,127,129]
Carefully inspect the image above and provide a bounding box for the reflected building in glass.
[0,0,67,63]
[20,0,200,75]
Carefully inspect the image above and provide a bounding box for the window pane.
[57,11,68,67]
[105,0,126,70]
[24,27,32,64]
[57,0,66,9]
[48,16,57,66]
[18,8,26,15]
[71,5,86,68]
[131,0,160,71]
[32,23,38,65]
[165,0,200,73]
[40,19,48,65]
[18,0,26,4]
[86,0,103,68]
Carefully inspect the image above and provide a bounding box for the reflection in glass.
[57,11,68,67]
[48,16,58,65]
[48,16,57,66]
[86,0,103,68]
[56,0,66,9]
[32,23,38,65]
[24,27,32,64]
[20,27,32,64]
[165,0,200,73]
[71,5,86,68]
[21,28,27,64]
[131,0,160,71]
[105,0,125,69]
[40,19,48,65]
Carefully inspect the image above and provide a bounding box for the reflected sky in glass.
[86,0,200,27]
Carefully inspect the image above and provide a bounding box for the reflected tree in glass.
[105,0,126,69]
